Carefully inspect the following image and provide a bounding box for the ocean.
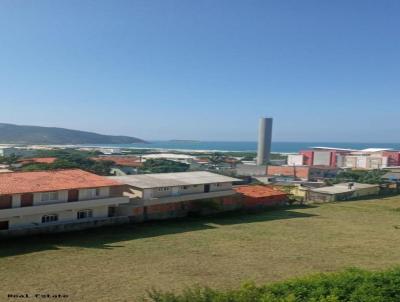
[81,141,400,153]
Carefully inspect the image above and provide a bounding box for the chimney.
[256,117,273,165]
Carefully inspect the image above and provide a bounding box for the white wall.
[140,182,233,199]
[287,154,304,166]
[8,205,110,229]
[142,189,153,199]
[33,190,68,205]
[345,154,389,170]
[2,187,115,230]
[210,182,232,192]
[12,194,21,208]
[79,187,110,200]
[356,156,367,169]
[313,151,331,166]
[8,187,111,208]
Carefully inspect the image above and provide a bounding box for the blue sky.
[0,0,399,142]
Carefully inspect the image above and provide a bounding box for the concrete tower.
[256,117,273,165]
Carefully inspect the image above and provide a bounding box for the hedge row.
[144,267,400,302]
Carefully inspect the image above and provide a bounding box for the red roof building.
[0,169,122,195]
[92,156,143,168]
[0,169,128,234]
[18,157,57,165]
[234,185,288,207]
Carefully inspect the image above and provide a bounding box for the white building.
[141,153,196,164]
[307,182,380,203]
[345,151,389,169]
[109,171,240,208]
[0,169,129,233]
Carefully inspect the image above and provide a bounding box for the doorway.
[68,189,79,202]
[0,195,12,209]
[21,193,33,207]
[0,221,9,230]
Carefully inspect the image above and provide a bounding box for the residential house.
[381,171,400,183]
[92,156,143,175]
[381,172,400,192]
[109,171,240,219]
[271,181,326,199]
[306,182,380,203]
[0,169,129,235]
[234,185,288,207]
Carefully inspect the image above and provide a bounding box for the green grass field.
[1,196,400,302]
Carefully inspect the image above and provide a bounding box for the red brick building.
[382,151,400,167]
[234,185,288,207]
[299,149,352,167]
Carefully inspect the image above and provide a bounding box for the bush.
[143,267,400,302]
[333,170,386,185]
[140,159,189,173]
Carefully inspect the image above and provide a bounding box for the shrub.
[142,267,400,302]
[139,159,190,173]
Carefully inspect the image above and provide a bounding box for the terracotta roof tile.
[19,157,57,164]
[0,169,122,195]
[234,185,287,198]
[92,156,143,167]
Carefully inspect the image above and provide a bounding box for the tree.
[139,159,189,173]
[19,149,114,175]
[0,154,21,165]
[209,153,226,165]
[332,169,386,184]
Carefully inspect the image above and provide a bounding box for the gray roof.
[108,171,241,189]
[272,181,326,188]
[310,182,379,195]
[382,172,400,180]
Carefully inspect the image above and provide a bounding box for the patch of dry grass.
[1,196,400,301]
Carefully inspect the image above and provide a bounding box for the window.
[41,192,59,202]
[77,209,93,220]
[0,195,12,209]
[88,188,101,198]
[157,187,170,191]
[41,214,58,223]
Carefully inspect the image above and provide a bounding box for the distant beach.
[78,141,400,153]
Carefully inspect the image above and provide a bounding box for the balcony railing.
[129,190,237,207]
[0,196,129,219]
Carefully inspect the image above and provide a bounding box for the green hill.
[0,123,146,145]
